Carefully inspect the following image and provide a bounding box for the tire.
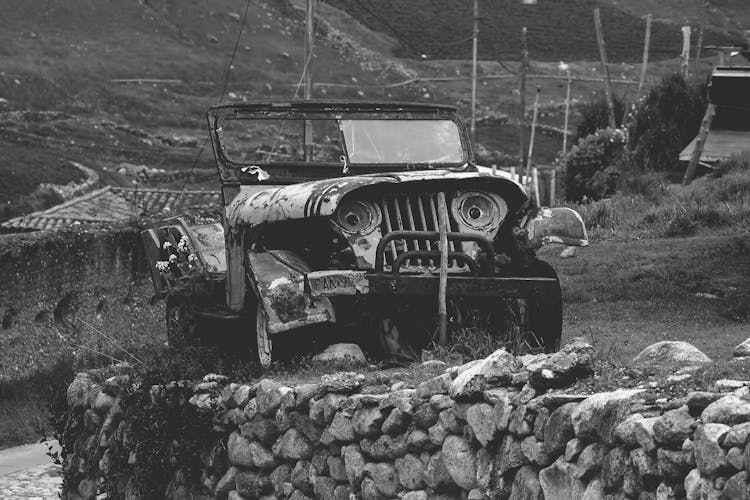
[165,296,197,348]
[524,259,563,353]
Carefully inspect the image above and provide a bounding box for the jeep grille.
[376,192,467,272]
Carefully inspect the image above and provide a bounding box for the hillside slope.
[0,0,422,220]
[325,0,738,62]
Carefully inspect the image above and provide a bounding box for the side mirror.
[525,207,589,248]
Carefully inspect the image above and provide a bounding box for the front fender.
[525,207,589,248]
[246,250,335,335]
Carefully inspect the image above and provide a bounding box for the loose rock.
[633,341,711,365]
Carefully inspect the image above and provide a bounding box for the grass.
[563,168,750,241]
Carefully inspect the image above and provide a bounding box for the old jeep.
[143,101,588,367]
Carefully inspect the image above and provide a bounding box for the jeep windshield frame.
[208,101,474,185]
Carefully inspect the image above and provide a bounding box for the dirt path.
[0,441,61,499]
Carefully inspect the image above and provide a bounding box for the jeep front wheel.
[166,297,196,348]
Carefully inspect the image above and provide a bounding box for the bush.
[713,152,750,179]
[627,73,706,172]
[576,93,627,140]
[564,128,627,201]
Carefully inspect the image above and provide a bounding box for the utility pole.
[637,14,652,100]
[562,70,572,156]
[594,8,616,129]
[470,0,479,142]
[681,26,692,78]
[519,27,528,184]
[304,0,314,161]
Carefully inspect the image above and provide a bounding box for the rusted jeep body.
[143,101,588,366]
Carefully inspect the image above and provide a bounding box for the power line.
[176,0,252,200]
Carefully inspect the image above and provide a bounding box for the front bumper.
[306,270,558,300]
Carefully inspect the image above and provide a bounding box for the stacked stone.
[213,341,599,500]
[62,340,750,500]
[62,363,134,500]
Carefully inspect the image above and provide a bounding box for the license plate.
[307,270,369,297]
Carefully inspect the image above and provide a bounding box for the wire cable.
[176,0,252,200]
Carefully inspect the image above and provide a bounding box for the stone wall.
[60,340,750,499]
[0,225,161,379]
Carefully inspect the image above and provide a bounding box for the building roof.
[1,187,221,231]
[678,129,750,163]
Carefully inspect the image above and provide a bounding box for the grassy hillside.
[0,0,422,220]
[325,0,737,62]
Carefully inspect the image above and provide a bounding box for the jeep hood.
[225,170,528,226]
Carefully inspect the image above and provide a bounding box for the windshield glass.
[341,119,465,165]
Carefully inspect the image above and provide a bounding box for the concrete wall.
[0,225,162,380]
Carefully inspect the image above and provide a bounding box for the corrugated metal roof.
[1,187,221,231]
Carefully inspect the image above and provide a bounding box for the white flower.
[177,236,189,252]
[163,241,172,249]
[169,254,177,262]
[188,254,197,262]
[155,261,169,272]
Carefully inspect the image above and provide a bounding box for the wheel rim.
[256,308,272,368]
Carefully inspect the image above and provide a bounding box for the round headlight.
[454,192,507,231]
[334,200,380,234]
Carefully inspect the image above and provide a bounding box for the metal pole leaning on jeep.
[437,192,449,346]
[470,0,479,142]
[303,0,314,161]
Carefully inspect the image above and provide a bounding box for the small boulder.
[570,389,644,443]
[327,412,355,442]
[701,395,750,425]
[632,341,711,366]
[352,406,384,437]
[511,464,544,500]
[544,402,577,456]
[734,337,750,358]
[449,348,520,400]
[342,445,366,485]
[382,407,411,435]
[365,462,399,497]
[257,379,291,416]
[560,246,577,259]
[693,423,730,475]
[313,343,367,367]
[395,453,426,490]
[424,452,456,491]
[526,338,595,390]
[272,428,313,460]
[539,457,586,500]
[653,406,697,446]
[466,403,497,446]
[321,372,365,393]
[724,421,750,448]
[442,435,477,490]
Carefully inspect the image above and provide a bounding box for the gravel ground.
[0,463,61,500]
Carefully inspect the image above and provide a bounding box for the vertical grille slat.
[381,199,397,264]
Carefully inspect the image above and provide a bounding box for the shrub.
[619,170,669,201]
[627,73,706,172]
[564,128,627,201]
[713,152,750,178]
[576,92,627,140]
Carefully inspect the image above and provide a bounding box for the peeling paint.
[226,171,527,228]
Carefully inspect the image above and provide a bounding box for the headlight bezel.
[451,191,508,233]
[332,199,382,235]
